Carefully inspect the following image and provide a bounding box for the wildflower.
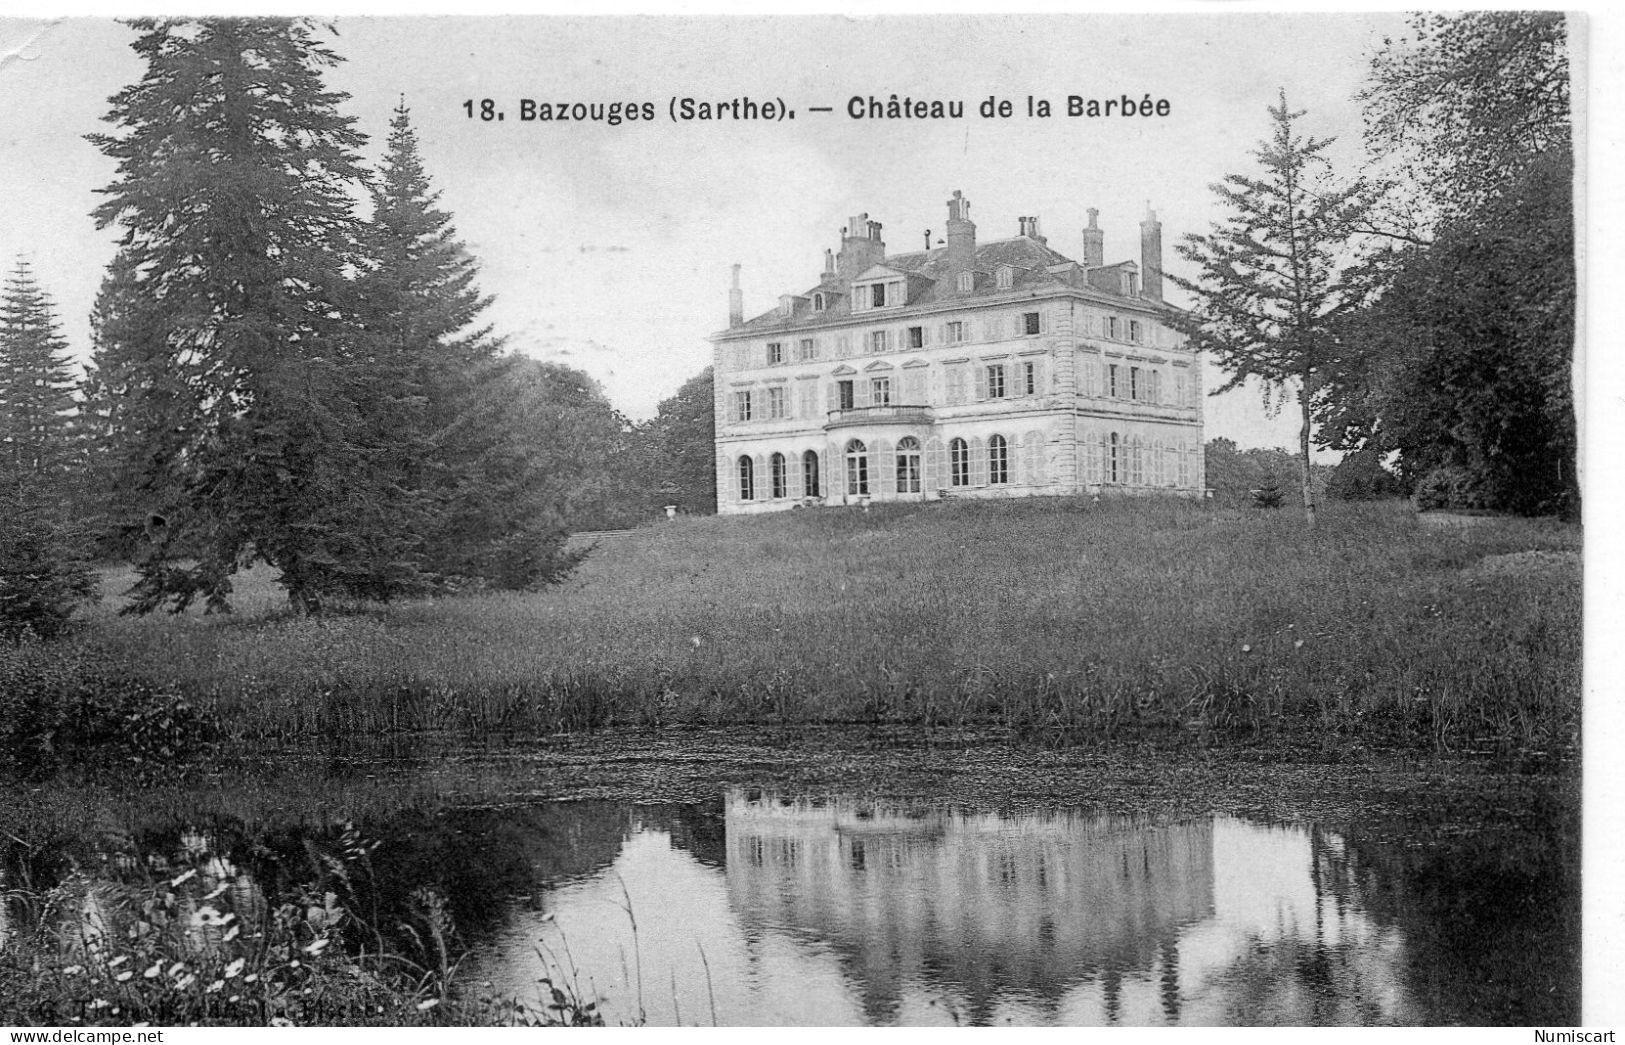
[691,636,701,648]
[223,925,241,942]
[169,961,187,978]
[1294,639,1304,649]
[177,974,197,990]
[90,1000,110,1010]
[289,959,301,969]
[269,1017,294,1027]
[1241,644,1252,653]
[171,869,198,888]
[245,973,259,984]
[207,980,224,993]
[116,971,133,982]
[108,956,129,968]
[203,883,230,901]
[303,939,329,956]
[62,965,84,976]
[417,998,440,1011]
[224,958,246,979]
[228,995,240,1004]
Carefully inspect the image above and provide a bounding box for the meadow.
[1,495,1582,763]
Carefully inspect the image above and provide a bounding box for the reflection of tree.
[723,794,1216,1025]
[1318,807,1579,1025]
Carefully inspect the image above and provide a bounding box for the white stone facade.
[711,194,1205,514]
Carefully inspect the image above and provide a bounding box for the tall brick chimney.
[836,213,886,278]
[1082,208,1104,269]
[1140,205,1163,302]
[946,190,976,293]
[728,264,743,327]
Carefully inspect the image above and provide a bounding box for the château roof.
[727,235,1165,336]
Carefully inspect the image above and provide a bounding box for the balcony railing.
[824,404,932,429]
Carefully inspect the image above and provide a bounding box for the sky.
[0,12,1409,447]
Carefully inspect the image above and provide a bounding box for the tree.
[88,18,400,614]
[0,259,80,487]
[1170,92,1374,527]
[1334,13,1576,518]
[634,366,716,516]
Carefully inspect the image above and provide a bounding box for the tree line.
[1173,11,1575,525]
[1,18,714,633]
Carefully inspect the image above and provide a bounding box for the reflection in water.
[4,786,1575,1027]
[482,792,1423,1026]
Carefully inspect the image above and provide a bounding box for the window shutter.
[904,370,924,403]
[1084,432,1100,483]
[788,454,803,499]
[971,436,988,485]
[920,326,931,346]
[1037,310,1047,335]
[855,379,870,408]
[874,438,894,495]
[974,366,988,401]
[1008,436,1023,485]
[925,437,944,491]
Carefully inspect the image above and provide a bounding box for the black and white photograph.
[0,8,1598,1031]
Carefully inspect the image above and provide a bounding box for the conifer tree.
[0,259,80,486]
[355,101,578,589]
[1170,92,1375,528]
[88,18,379,613]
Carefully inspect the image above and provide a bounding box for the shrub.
[1414,465,1485,512]
[0,502,99,640]
[1251,479,1284,509]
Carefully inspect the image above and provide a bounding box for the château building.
[710,191,1205,514]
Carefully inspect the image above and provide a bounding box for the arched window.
[769,452,787,499]
[895,436,922,494]
[738,456,755,500]
[988,435,1009,484]
[803,449,821,498]
[949,437,970,487]
[845,439,869,496]
[813,292,826,311]
[1108,433,1121,484]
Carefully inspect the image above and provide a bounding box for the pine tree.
[1169,92,1375,528]
[355,101,581,589]
[88,18,380,613]
[0,259,80,486]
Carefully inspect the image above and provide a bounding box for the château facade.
[710,191,1205,514]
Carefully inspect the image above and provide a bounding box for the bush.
[0,503,99,640]
[1251,479,1285,509]
[1327,449,1408,501]
[1414,466,1486,512]
[0,641,213,779]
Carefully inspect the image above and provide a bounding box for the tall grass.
[51,497,1581,754]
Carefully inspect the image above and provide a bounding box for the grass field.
[6,496,1583,756]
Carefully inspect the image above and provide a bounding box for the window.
[1108,364,1120,398]
[870,376,892,406]
[896,436,922,494]
[837,380,855,410]
[946,320,966,343]
[945,363,969,405]
[1022,361,1037,396]
[957,271,974,293]
[770,452,787,498]
[1130,367,1141,401]
[738,456,755,500]
[732,390,753,421]
[1149,370,1162,403]
[986,365,1006,399]
[870,330,889,354]
[1129,320,1142,343]
[1107,316,1120,340]
[803,450,821,498]
[950,438,970,487]
[845,439,869,496]
[989,435,1009,484]
[907,326,924,349]
[871,282,887,308]
[798,338,816,361]
[813,292,826,311]
[996,266,1014,290]
[1022,311,1041,336]
[1108,433,1121,483]
[766,386,787,419]
[766,342,783,365]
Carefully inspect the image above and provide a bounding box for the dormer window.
[957,271,974,293]
[813,292,826,311]
[871,283,886,308]
[853,275,904,312]
[996,265,1014,290]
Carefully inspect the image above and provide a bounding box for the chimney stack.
[1082,208,1104,269]
[822,248,836,282]
[1140,205,1163,302]
[836,212,887,277]
[946,190,976,294]
[728,264,743,327]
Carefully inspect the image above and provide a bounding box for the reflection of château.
[723,792,1214,1023]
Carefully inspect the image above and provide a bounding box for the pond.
[1,777,1578,1026]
